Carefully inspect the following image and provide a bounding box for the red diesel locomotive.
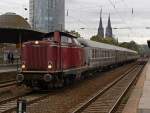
[17,31,139,89]
[17,32,86,88]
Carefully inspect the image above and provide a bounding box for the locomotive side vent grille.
[27,45,47,71]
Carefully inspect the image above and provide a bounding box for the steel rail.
[0,81,16,88]
[71,64,143,113]
[108,65,144,113]
[0,92,51,113]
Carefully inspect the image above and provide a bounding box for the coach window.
[73,39,80,45]
[94,49,96,58]
[100,49,102,57]
[68,38,72,44]
[92,49,94,58]
[101,50,103,57]
[104,50,105,57]
[61,36,68,43]
[106,51,108,57]
[106,51,107,57]
[95,49,96,58]
[96,49,98,58]
[104,50,107,57]
[93,49,95,58]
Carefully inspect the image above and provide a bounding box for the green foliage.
[65,30,81,38]
[90,35,141,53]
[119,41,140,52]
[90,35,118,45]
[138,45,150,55]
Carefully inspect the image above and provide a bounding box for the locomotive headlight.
[35,41,39,44]
[21,64,26,69]
[48,64,52,69]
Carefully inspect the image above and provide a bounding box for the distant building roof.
[0,13,46,44]
[0,12,31,29]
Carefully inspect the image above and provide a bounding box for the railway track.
[71,64,144,113]
[0,80,16,88]
[0,92,51,113]
[0,63,143,113]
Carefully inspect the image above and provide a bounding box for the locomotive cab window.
[68,38,72,44]
[43,36,54,41]
[61,36,68,43]
[73,39,80,46]
[61,36,73,44]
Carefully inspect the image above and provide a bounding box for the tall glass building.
[29,0,65,33]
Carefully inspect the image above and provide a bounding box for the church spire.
[97,8,104,38]
[105,14,113,38]
[108,14,111,28]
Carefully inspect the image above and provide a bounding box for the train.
[16,31,139,89]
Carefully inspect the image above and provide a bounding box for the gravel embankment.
[0,72,16,83]
[11,63,135,113]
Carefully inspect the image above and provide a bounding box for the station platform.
[122,59,150,113]
[0,64,18,73]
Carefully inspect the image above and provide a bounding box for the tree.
[90,35,104,42]
[104,36,118,45]
[119,41,140,52]
[90,35,118,45]
[139,44,150,56]
[90,35,141,53]
[65,30,81,38]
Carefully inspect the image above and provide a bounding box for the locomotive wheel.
[47,83,53,89]
[56,79,64,88]
[64,77,70,86]
[51,79,64,89]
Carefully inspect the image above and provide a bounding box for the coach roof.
[78,39,137,53]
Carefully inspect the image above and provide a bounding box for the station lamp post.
[24,8,28,21]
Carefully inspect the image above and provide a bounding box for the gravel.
[11,63,135,113]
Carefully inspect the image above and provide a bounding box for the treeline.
[65,30,81,37]
[65,30,149,55]
[90,35,140,53]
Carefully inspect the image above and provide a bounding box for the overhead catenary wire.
[0,0,148,40]
[107,0,143,38]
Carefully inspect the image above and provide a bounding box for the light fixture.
[22,64,26,69]
[48,64,52,69]
[35,41,39,44]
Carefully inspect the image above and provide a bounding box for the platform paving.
[138,60,150,113]
[122,60,150,113]
[0,64,18,73]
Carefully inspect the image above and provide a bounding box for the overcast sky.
[0,0,150,44]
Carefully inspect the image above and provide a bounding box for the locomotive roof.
[78,39,137,53]
[44,32,78,39]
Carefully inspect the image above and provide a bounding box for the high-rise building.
[105,14,113,38]
[97,9,104,38]
[29,0,65,33]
